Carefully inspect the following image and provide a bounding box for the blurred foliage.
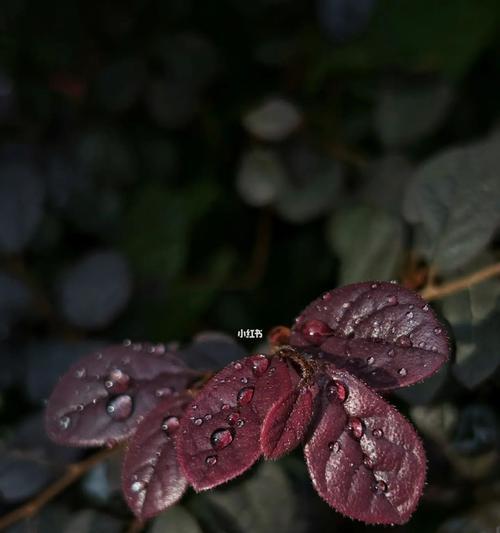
[0,0,500,531]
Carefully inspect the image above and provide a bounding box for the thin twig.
[420,262,500,301]
[0,447,118,531]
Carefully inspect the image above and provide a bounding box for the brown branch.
[420,262,500,301]
[0,447,119,531]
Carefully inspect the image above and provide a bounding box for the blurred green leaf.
[326,205,403,284]
[403,135,500,272]
[151,506,202,533]
[373,80,454,147]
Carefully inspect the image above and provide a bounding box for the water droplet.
[76,404,84,411]
[431,346,438,352]
[237,386,254,405]
[131,481,144,493]
[227,412,242,426]
[192,404,198,410]
[367,356,375,365]
[155,387,173,398]
[418,341,425,348]
[422,304,429,312]
[374,480,388,493]
[371,283,378,289]
[372,428,384,439]
[322,292,332,301]
[59,416,71,430]
[204,414,212,421]
[106,395,133,420]
[123,339,132,347]
[328,441,341,453]
[300,320,332,344]
[211,428,234,450]
[349,417,364,439]
[75,368,86,379]
[434,327,442,334]
[104,369,130,394]
[386,295,397,305]
[397,335,412,347]
[221,403,230,411]
[162,416,180,436]
[205,455,217,466]
[327,380,348,402]
[250,354,270,377]
[240,377,249,384]
[406,311,414,319]
[387,348,395,357]
[398,368,408,377]
[193,418,203,426]
[342,302,351,309]
[233,362,243,370]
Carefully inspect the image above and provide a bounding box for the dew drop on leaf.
[237,386,255,405]
[131,481,144,493]
[59,416,71,430]
[349,417,364,439]
[328,441,341,453]
[372,428,384,439]
[250,354,270,377]
[205,455,217,466]
[398,368,408,377]
[193,418,203,426]
[300,319,332,344]
[374,480,388,493]
[327,380,348,402]
[106,394,133,420]
[210,428,235,450]
[161,416,180,436]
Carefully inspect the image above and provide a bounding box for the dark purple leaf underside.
[122,394,190,519]
[176,354,299,491]
[45,342,197,447]
[305,365,426,525]
[261,383,318,460]
[290,281,449,390]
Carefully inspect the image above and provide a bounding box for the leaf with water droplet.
[176,355,298,491]
[304,365,426,525]
[45,343,199,447]
[261,383,319,460]
[290,281,449,390]
[122,394,190,519]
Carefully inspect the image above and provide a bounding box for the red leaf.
[122,394,190,519]
[260,383,318,460]
[45,342,197,447]
[304,365,426,525]
[176,354,298,491]
[290,281,449,390]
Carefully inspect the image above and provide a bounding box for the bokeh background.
[1,0,500,532]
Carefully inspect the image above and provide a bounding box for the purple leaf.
[176,354,298,491]
[261,382,318,460]
[45,342,198,447]
[305,364,426,525]
[290,281,449,390]
[122,394,190,519]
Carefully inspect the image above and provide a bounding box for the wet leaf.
[261,383,318,459]
[177,355,298,491]
[403,135,500,272]
[45,342,196,446]
[305,366,426,525]
[56,250,132,330]
[290,281,450,390]
[326,205,404,284]
[122,395,190,519]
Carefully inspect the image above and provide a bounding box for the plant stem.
[0,447,118,531]
[420,262,500,301]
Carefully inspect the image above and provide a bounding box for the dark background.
[1,1,500,532]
